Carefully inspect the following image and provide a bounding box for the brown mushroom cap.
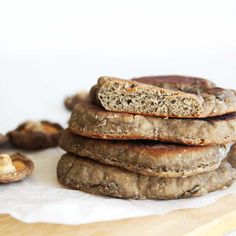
[0,134,9,147]
[64,92,89,111]
[7,121,64,150]
[0,152,34,183]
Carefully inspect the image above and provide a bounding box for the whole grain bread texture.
[69,100,236,145]
[90,76,236,118]
[57,153,236,200]
[65,75,215,111]
[60,129,232,177]
[228,143,236,168]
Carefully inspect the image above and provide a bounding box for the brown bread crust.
[60,129,231,177]
[69,100,236,146]
[57,153,236,200]
[132,75,216,93]
[228,144,236,168]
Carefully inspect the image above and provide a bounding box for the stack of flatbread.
[58,75,236,199]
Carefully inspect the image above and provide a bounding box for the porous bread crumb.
[91,76,236,118]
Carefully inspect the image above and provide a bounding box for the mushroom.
[0,134,9,147]
[0,153,34,183]
[64,91,88,110]
[8,120,64,150]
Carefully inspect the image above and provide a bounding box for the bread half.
[91,76,236,118]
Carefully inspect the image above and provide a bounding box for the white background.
[0,0,236,132]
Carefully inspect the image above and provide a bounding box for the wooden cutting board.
[1,194,236,236]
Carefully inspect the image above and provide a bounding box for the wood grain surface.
[1,194,236,236]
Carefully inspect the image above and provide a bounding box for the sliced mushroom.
[0,134,9,147]
[8,120,64,150]
[0,153,34,183]
[64,91,88,110]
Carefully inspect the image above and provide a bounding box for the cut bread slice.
[60,129,232,177]
[57,153,236,200]
[65,75,215,111]
[91,76,236,118]
[69,100,236,145]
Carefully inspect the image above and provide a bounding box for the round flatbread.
[60,129,231,177]
[57,153,236,200]
[69,100,236,146]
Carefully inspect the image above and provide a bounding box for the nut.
[8,120,64,150]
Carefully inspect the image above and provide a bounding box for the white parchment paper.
[0,147,236,225]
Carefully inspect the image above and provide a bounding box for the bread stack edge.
[58,75,236,200]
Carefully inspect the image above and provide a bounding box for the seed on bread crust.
[8,120,64,150]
